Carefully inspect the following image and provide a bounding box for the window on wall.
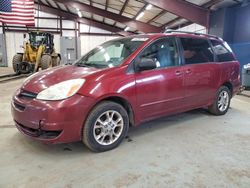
[180,37,214,64]
[210,40,236,62]
[139,37,178,69]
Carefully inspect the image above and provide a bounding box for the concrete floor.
[1,68,250,188]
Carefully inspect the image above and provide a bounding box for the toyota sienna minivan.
[11,31,240,152]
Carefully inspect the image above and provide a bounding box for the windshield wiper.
[86,63,108,68]
[75,62,90,67]
[75,62,108,69]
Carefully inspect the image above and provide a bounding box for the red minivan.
[11,31,240,152]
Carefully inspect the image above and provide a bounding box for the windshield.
[75,37,148,68]
[29,33,47,47]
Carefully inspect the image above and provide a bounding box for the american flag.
[0,0,35,26]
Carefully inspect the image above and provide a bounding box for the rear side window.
[180,38,214,64]
[210,40,235,62]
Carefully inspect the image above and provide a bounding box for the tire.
[12,54,23,73]
[52,56,60,67]
[40,55,52,70]
[208,86,231,115]
[18,62,33,74]
[83,101,129,152]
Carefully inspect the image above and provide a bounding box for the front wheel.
[40,55,52,70]
[208,86,231,115]
[52,56,60,67]
[83,101,129,152]
[12,54,23,73]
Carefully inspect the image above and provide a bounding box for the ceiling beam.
[119,0,129,15]
[44,0,54,8]
[37,4,131,36]
[162,0,222,30]
[133,3,147,19]
[147,10,165,24]
[163,17,181,30]
[143,0,209,27]
[172,21,192,30]
[54,0,161,33]
[203,0,224,8]
[105,0,109,10]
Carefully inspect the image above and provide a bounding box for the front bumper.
[11,89,95,144]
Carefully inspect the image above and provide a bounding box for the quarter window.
[210,40,235,62]
[139,37,178,69]
[180,38,214,64]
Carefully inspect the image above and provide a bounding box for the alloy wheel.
[93,110,124,146]
[218,91,229,112]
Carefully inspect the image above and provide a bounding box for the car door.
[178,37,220,108]
[134,37,185,121]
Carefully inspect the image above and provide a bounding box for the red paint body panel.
[12,89,96,143]
[22,65,101,93]
[11,33,241,144]
[135,66,185,122]
[183,63,221,108]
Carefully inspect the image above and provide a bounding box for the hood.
[22,65,100,93]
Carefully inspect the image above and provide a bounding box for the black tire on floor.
[52,56,60,67]
[208,86,231,116]
[41,55,52,70]
[12,54,23,73]
[83,101,129,152]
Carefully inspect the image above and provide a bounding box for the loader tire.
[12,54,23,73]
[52,56,60,67]
[41,55,52,70]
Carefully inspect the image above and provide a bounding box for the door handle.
[186,69,192,74]
[175,70,182,76]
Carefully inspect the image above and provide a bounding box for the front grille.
[16,121,39,137]
[16,121,62,139]
[19,90,37,99]
[14,102,25,111]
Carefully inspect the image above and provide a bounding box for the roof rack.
[164,29,222,40]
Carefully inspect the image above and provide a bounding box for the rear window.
[180,38,214,64]
[210,40,235,62]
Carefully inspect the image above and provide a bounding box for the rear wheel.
[83,101,129,152]
[208,86,231,115]
[52,56,60,67]
[40,55,52,70]
[12,54,23,73]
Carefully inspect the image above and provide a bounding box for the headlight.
[36,79,85,100]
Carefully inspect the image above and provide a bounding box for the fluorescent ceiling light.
[76,8,82,18]
[146,4,152,10]
[136,12,144,20]
[124,26,130,31]
[77,11,82,18]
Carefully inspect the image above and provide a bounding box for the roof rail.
[164,29,222,40]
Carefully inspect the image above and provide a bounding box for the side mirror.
[136,58,157,72]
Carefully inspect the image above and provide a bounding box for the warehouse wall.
[230,4,250,74]
[209,3,250,73]
[80,35,118,56]
[5,32,24,67]
[0,10,119,67]
[4,32,61,67]
[3,33,117,67]
[177,23,207,34]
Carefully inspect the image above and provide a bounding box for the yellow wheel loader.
[12,32,61,74]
